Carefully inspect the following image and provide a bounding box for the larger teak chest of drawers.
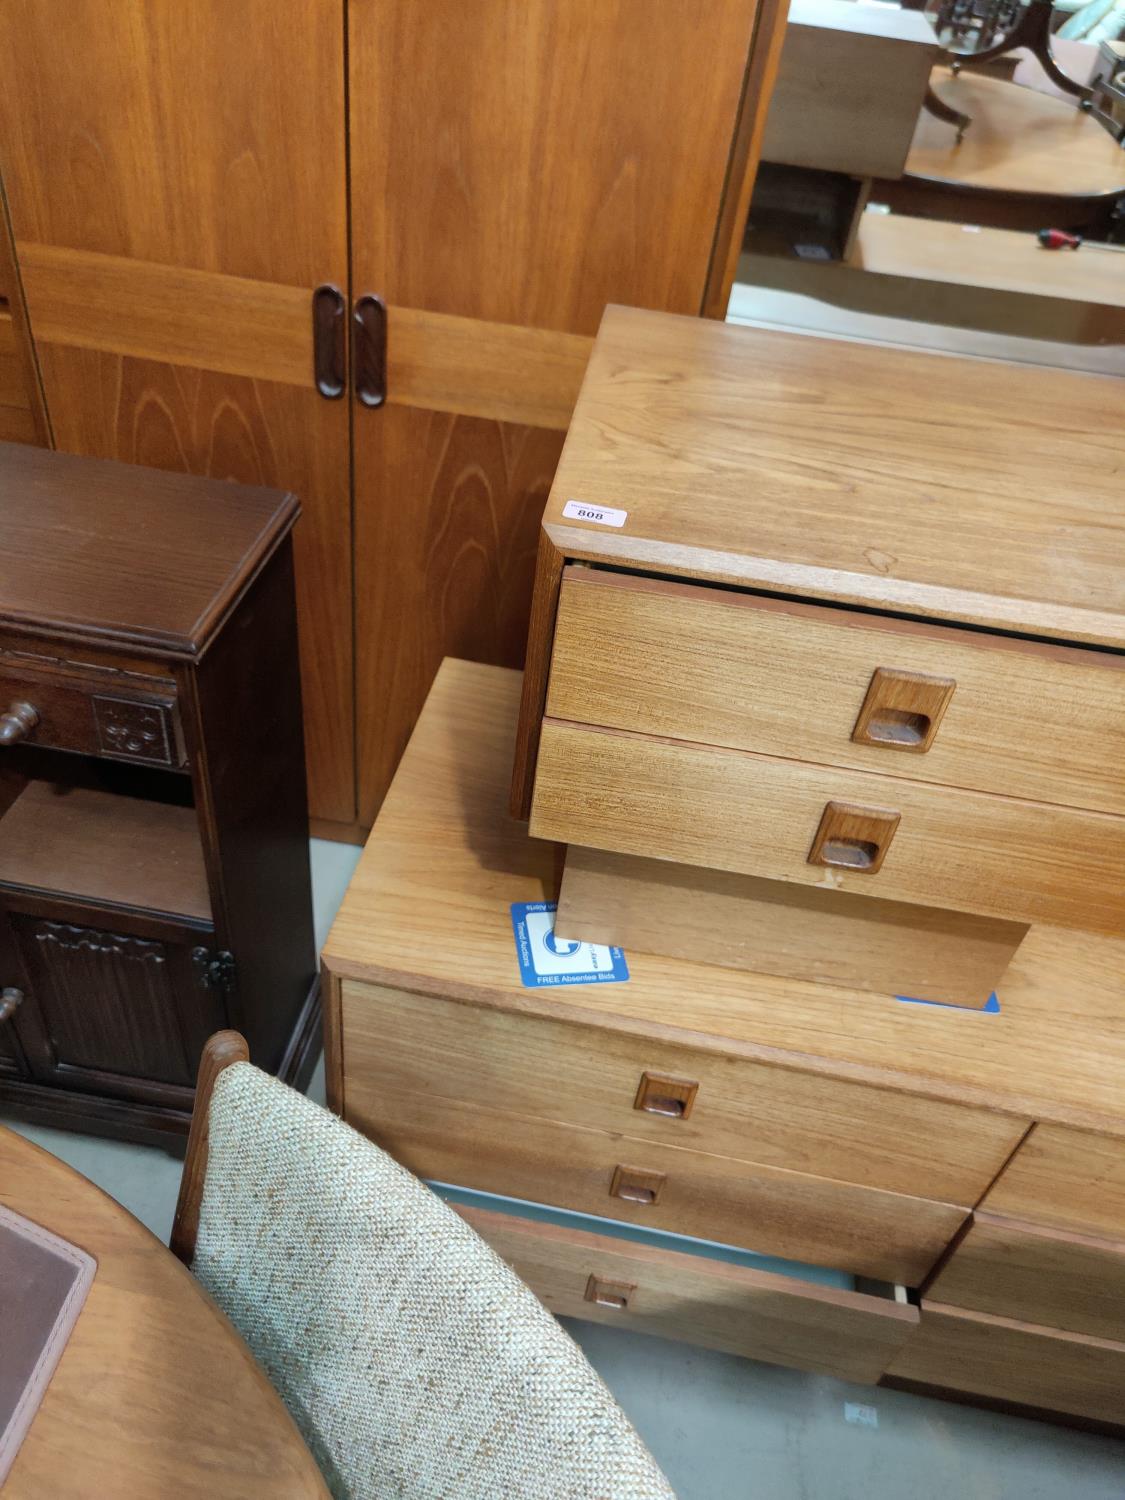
[511,307,1125,1003]
[324,659,1125,1426]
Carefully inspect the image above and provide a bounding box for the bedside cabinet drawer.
[547,568,1125,816]
[339,980,1028,1204]
[529,719,1125,934]
[357,1084,967,1284]
[885,1301,1125,1426]
[458,1202,918,1384]
[982,1123,1125,1241]
[0,662,184,767]
[926,1211,1125,1343]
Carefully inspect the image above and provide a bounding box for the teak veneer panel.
[884,1301,1125,1425]
[459,1204,918,1385]
[0,782,210,924]
[340,978,1019,1206]
[0,313,38,446]
[983,1123,1125,1240]
[926,1211,1125,1342]
[17,244,592,434]
[0,1,354,824]
[540,307,1125,649]
[321,661,1125,1135]
[346,0,772,822]
[349,1082,966,1285]
[557,845,1025,1006]
[531,718,1125,934]
[348,0,763,335]
[354,406,564,826]
[548,568,1125,816]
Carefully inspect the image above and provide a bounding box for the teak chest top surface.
[543,307,1125,648]
[323,659,1125,1136]
[0,442,298,658]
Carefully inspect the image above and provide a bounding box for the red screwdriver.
[1037,228,1125,253]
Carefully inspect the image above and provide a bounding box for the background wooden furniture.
[761,0,939,179]
[879,65,1125,233]
[0,0,786,836]
[322,658,1125,1423]
[0,444,318,1146]
[0,1123,328,1498]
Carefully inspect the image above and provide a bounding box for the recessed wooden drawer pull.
[584,1274,636,1311]
[634,1072,699,1119]
[809,801,901,874]
[610,1164,666,1206]
[852,667,956,753]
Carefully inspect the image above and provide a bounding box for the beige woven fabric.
[193,1063,676,1500]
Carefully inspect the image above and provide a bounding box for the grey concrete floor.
[7,839,1125,1499]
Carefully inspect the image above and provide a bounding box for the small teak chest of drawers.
[511,306,1125,1003]
[324,659,1125,1427]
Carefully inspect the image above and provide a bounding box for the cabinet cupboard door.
[2,911,225,1107]
[0,899,29,1078]
[0,0,355,827]
[348,0,766,822]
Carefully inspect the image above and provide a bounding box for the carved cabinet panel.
[2,910,227,1106]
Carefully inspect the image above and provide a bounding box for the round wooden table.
[0,1126,329,1498]
[886,67,1125,232]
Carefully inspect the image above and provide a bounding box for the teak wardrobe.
[0,0,785,837]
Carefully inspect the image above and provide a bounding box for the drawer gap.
[431,1180,878,1294]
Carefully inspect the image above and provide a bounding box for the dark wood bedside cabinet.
[0,442,318,1146]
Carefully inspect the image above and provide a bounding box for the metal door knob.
[0,701,39,745]
[0,987,24,1022]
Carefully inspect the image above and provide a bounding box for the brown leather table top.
[0,1202,94,1484]
[0,1125,328,1498]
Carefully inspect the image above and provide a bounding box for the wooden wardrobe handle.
[808,801,901,874]
[353,293,387,408]
[311,284,346,399]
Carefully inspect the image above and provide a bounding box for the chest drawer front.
[885,1301,1125,1425]
[354,1083,966,1284]
[530,719,1125,934]
[0,664,183,767]
[340,980,1028,1204]
[926,1212,1125,1343]
[548,569,1125,815]
[983,1123,1125,1240]
[459,1203,918,1384]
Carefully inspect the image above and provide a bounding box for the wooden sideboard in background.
[0,0,786,838]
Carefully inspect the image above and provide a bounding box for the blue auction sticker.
[510,902,629,988]
[897,991,1000,1012]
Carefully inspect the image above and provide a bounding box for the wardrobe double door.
[0,0,773,834]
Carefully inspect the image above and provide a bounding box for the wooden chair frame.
[169,1030,250,1265]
